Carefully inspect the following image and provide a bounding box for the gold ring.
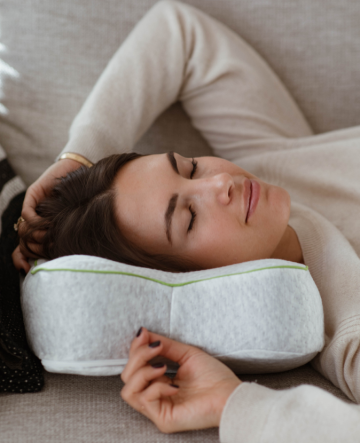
[14,216,25,232]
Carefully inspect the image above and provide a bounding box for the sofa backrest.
[1,0,360,185]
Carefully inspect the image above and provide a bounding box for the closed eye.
[190,158,198,179]
[188,205,196,232]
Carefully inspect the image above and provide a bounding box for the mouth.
[245,179,260,222]
[245,181,252,223]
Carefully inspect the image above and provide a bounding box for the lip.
[245,179,260,222]
[244,178,251,222]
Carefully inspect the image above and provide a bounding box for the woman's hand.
[120,327,242,434]
[12,158,83,273]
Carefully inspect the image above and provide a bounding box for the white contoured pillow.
[21,255,324,376]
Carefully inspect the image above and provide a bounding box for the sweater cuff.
[219,382,283,443]
[56,125,131,164]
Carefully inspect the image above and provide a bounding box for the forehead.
[114,153,172,196]
[112,154,172,250]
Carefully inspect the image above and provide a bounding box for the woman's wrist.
[215,379,243,427]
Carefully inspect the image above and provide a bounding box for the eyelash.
[190,158,198,179]
[188,205,197,232]
[187,158,198,232]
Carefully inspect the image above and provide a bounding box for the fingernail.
[170,383,179,388]
[149,340,161,348]
[151,363,165,369]
[136,327,143,337]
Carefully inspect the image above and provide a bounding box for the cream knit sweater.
[59,1,360,440]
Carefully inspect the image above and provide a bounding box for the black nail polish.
[170,383,179,388]
[136,327,143,337]
[151,362,165,369]
[149,340,161,348]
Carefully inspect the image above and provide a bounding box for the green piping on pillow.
[31,261,309,288]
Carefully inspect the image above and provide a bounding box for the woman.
[12,0,360,440]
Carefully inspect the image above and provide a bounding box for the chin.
[270,185,291,223]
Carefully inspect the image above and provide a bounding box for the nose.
[196,172,234,206]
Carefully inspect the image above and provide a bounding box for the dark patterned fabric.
[0,159,44,393]
[0,158,16,191]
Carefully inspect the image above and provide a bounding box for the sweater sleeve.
[288,202,360,404]
[220,382,360,443]
[58,0,311,164]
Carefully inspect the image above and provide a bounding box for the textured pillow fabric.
[21,255,324,376]
[0,146,44,393]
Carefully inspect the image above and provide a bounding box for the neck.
[271,225,304,265]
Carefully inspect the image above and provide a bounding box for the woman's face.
[113,152,291,270]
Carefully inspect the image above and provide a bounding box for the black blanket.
[0,158,44,393]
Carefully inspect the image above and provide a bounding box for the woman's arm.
[59,0,312,164]
[221,381,360,443]
[14,0,312,269]
[289,204,360,404]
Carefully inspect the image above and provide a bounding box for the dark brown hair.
[20,153,196,272]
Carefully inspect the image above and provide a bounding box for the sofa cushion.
[0,364,351,443]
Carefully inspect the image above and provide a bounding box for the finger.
[122,363,168,399]
[125,381,180,433]
[21,178,54,222]
[18,227,46,244]
[128,326,151,356]
[143,380,179,403]
[11,246,31,273]
[123,327,201,383]
[19,239,44,259]
[17,216,46,240]
[121,339,164,384]
[22,189,45,221]
[21,205,41,223]
[146,331,201,367]
[121,327,155,381]
[149,374,174,385]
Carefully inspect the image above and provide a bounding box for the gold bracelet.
[58,152,94,168]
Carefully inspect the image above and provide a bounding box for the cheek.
[187,187,290,267]
[205,160,245,178]
[187,217,242,266]
[128,220,165,253]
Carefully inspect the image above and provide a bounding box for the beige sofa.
[0,0,358,441]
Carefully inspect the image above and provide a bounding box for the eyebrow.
[165,194,178,244]
[164,152,180,244]
[167,151,179,175]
